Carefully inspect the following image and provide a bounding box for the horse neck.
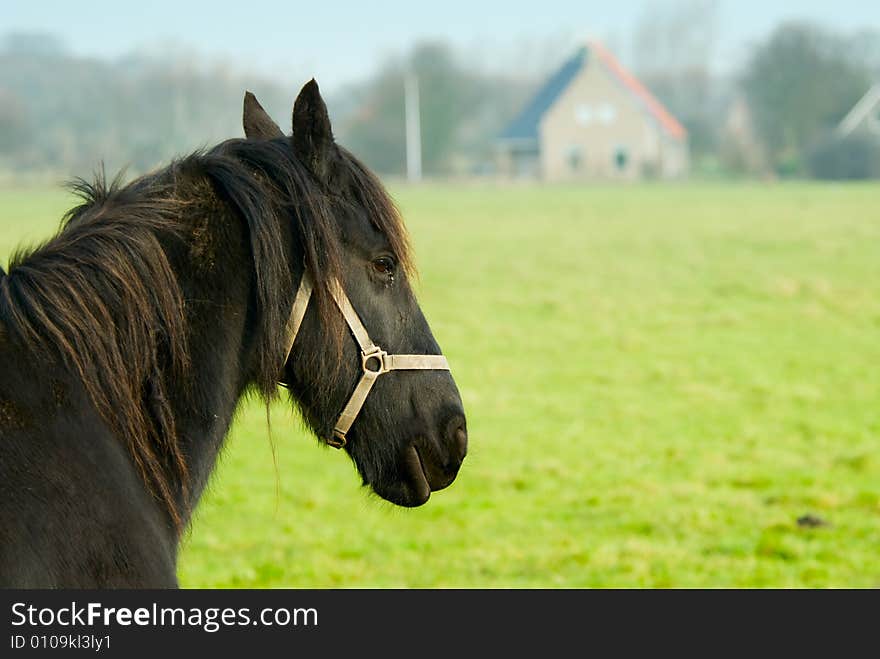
[165,189,293,528]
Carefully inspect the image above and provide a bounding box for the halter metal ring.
[361,347,389,375]
[327,430,347,449]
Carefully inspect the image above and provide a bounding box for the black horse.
[0,80,467,587]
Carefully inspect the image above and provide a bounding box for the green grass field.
[2,181,879,587]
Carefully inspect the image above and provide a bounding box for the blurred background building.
[496,42,689,181]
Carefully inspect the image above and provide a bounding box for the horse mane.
[0,137,411,529]
[1,171,190,528]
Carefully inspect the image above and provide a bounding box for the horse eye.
[372,256,395,275]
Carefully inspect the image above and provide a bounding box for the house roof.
[499,47,587,142]
[499,41,687,143]
[837,83,880,137]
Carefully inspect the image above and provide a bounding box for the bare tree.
[631,1,721,160]
[742,22,871,175]
[633,0,719,77]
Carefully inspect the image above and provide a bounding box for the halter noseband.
[280,271,450,449]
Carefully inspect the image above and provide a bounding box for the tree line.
[1,18,879,181]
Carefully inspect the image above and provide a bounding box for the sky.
[5,0,880,92]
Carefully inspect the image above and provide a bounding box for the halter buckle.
[327,430,347,449]
[361,347,389,375]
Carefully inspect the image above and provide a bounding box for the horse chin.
[370,445,431,507]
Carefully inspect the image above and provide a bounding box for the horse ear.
[292,79,335,181]
[243,91,283,140]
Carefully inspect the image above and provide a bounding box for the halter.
[280,270,450,449]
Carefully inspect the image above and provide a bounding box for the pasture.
[1,182,878,587]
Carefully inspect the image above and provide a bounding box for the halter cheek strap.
[281,270,313,363]
[281,270,450,449]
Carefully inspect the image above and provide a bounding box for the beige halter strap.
[282,270,450,449]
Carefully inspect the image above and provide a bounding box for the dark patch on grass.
[797,514,830,529]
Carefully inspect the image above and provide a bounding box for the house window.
[614,146,629,171]
[566,145,583,172]
[575,104,593,125]
[597,103,617,124]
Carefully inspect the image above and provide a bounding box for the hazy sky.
[6,0,879,91]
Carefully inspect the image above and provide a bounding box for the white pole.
[404,72,422,182]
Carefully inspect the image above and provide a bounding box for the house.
[837,83,880,138]
[496,41,689,181]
